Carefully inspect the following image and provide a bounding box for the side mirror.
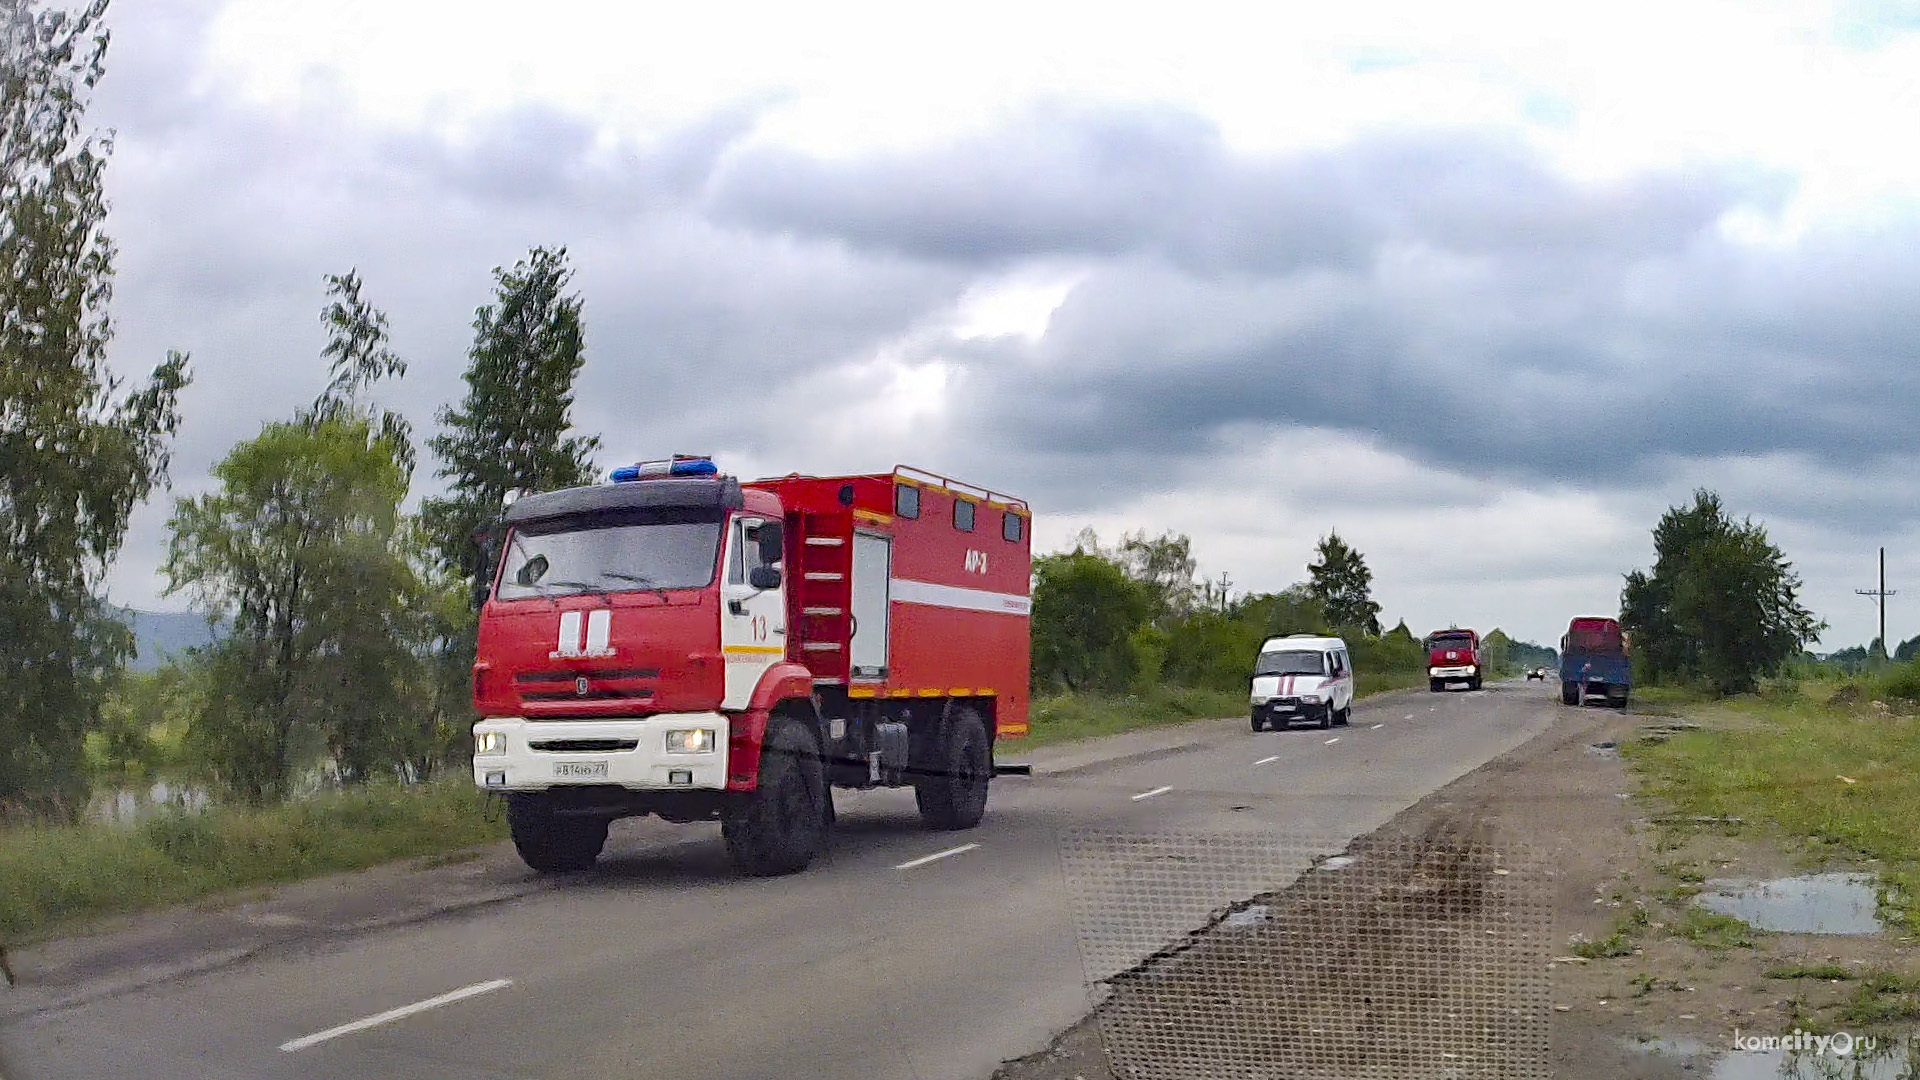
[756,522,784,565]
[749,566,782,590]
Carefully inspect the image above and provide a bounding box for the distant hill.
[109,607,223,672]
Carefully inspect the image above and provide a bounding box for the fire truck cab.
[470,459,1032,876]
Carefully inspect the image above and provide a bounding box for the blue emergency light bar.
[611,456,719,483]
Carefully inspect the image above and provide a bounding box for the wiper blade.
[603,572,673,603]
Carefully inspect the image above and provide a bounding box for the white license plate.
[554,761,609,780]
[1275,705,1296,713]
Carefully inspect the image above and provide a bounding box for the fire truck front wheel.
[506,794,609,873]
[916,707,992,831]
[722,716,829,877]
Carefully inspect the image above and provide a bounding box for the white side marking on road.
[1131,786,1173,801]
[1372,724,1384,730]
[1325,737,1340,745]
[280,979,513,1052]
[894,843,979,870]
[1254,755,1279,765]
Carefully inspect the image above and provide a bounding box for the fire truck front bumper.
[472,713,731,792]
[1428,665,1478,679]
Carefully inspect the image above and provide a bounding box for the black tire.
[916,707,992,830]
[1334,704,1351,726]
[1317,706,1333,730]
[1250,713,1265,732]
[1467,677,1482,691]
[1561,681,1579,706]
[723,716,829,876]
[1430,679,1444,693]
[507,794,609,873]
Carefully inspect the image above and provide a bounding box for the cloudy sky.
[87,0,1920,649]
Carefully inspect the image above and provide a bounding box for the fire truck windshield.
[1255,650,1327,676]
[495,517,722,600]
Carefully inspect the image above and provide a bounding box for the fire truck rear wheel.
[506,794,609,874]
[916,707,991,831]
[723,716,829,877]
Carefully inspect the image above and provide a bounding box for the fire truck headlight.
[1250,694,1269,705]
[475,732,508,757]
[1300,693,1324,705]
[666,728,717,754]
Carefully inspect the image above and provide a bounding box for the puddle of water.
[1709,1040,1914,1079]
[1695,873,1885,935]
[1629,1033,1918,1078]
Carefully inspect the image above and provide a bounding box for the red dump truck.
[470,458,1032,876]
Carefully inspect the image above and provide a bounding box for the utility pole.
[1857,547,1896,661]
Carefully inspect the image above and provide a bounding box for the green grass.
[1672,907,1759,949]
[1022,669,1428,749]
[1766,963,1856,981]
[1022,687,1250,748]
[0,780,505,943]
[1837,971,1920,1026]
[1625,694,1920,932]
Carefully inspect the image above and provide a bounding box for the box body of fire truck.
[470,458,1032,875]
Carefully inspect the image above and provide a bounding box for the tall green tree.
[165,415,416,801]
[1306,531,1382,636]
[166,278,425,800]
[1621,490,1824,695]
[422,246,599,605]
[0,0,189,818]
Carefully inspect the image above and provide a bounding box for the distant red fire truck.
[1426,627,1484,692]
[470,458,1032,876]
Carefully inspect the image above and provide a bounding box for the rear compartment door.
[849,532,891,679]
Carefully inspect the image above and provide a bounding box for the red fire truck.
[470,458,1032,876]
[1426,627,1484,692]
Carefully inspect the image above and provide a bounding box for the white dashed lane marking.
[1372,724,1384,730]
[894,843,980,871]
[1254,755,1279,766]
[1324,737,1340,745]
[1131,786,1173,801]
[280,979,514,1053]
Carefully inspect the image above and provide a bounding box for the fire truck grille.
[515,668,659,684]
[520,687,656,703]
[528,739,640,753]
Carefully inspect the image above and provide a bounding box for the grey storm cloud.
[700,103,1920,522]
[705,103,1775,272]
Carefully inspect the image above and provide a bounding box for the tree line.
[1029,528,1541,697]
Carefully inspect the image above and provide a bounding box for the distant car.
[1526,667,1548,681]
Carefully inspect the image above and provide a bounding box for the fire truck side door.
[721,516,786,710]
[849,532,891,679]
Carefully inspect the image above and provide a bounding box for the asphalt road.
[0,682,1555,1080]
